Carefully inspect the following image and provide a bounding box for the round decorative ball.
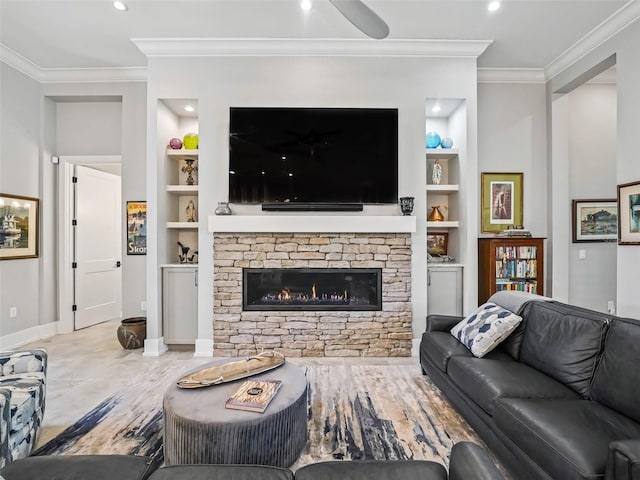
[169,137,183,149]
[440,137,453,149]
[426,132,441,149]
[183,133,199,150]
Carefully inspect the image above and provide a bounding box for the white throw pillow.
[450,303,522,357]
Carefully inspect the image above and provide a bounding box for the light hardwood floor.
[22,319,417,449]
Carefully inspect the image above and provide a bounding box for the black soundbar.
[261,202,364,212]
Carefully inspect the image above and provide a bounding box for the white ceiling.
[0,0,637,75]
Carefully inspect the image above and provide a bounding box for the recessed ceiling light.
[301,0,312,11]
[432,105,441,113]
[113,1,128,11]
[184,105,195,113]
[488,1,500,12]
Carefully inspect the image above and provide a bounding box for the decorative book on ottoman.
[225,379,282,413]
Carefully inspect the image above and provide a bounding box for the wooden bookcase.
[478,237,545,304]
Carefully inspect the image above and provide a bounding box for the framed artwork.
[617,181,640,245]
[481,172,523,233]
[572,199,617,243]
[0,193,39,260]
[127,201,147,255]
[427,232,448,256]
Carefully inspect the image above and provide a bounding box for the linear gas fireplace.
[243,268,382,311]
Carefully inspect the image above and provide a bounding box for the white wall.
[56,102,122,155]
[0,64,43,344]
[145,55,479,345]
[567,83,617,312]
[549,19,640,318]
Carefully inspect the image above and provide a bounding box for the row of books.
[495,246,537,260]
[495,280,538,293]
[496,259,538,278]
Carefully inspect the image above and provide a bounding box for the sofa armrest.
[607,440,640,480]
[448,442,506,480]
[426,314,463,332]
[0,349,48,377]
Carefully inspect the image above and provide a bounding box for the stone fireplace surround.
[211,216,415,357]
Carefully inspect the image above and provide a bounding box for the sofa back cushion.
[518,301,609,398]
[590,318,640,423]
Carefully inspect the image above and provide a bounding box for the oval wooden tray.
[176,351,285,389]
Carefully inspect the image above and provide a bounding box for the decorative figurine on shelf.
[186,199,197,222]
[188,251,198,264]
[399,197,415,215]
[177,241,190,264]
[432,159,442,185]
[181,159,198,186]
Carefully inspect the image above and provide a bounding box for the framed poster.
[617,181,640,245]
[427,232,448,256]
[481,172,523,233]
[572,199,617,242]
[127,201,147,255]
[0,193,39,260]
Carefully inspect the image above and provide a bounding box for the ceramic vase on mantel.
[399,197,415,216]
[215,202,232,215]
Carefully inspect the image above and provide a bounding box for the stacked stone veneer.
[213,233,412,357]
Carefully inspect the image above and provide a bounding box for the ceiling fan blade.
[329,0,390,40]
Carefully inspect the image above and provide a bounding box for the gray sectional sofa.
[420,291,640,480]
[0,349,47,469]
[0,442,505,480]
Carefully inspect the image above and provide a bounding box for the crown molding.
[545,0,640,81]
[131,38,493,58]
[1,43,146,83]
[477,68,546,84]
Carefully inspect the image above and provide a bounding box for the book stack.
[225,379,282,413]
[498,228,532,237]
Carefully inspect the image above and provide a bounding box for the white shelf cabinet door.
[162,266,198,344]
[427,265,463,316]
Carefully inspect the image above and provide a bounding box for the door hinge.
[72,176,78,183]
[72,304,77,312]
[72,262,77,269]
[72,219,77,226]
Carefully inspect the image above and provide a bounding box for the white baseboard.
[194,339,214,357]
[143,337,169,357]
[0,322,58,350]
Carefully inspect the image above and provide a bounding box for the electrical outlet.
[141,301,147,311]
[578,249,586,260]
[607,301,615,315]
[9,307,17,318]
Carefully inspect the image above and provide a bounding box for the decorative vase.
[399,197,415,216]
[183,133,198,150]
[426,132,441,149]
[215,202,232,215]
[428,206,445,222]
[117,317,146,350]
[440,137,453,149]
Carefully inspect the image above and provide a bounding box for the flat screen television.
[228,107,398,208]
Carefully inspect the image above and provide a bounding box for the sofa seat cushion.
[148,464,294,480]
[420,332,513,373]
[494,398,640,480]
[447,357,579,416]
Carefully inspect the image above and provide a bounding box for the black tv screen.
[229,107,398,205]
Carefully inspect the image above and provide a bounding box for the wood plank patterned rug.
[34,363,483,471]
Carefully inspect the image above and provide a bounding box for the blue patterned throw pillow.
[450,303,522,357]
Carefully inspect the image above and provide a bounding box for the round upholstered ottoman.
[163,361,308,467]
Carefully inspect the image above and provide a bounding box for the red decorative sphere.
[169,137,183,149]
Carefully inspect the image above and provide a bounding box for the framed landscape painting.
[0,193,39,260]
[481,172,523,233]
[572,199,617,242]
[617,181,640,245]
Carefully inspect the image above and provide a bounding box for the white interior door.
[74,165,122,330]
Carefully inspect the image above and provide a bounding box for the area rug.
[34,363,483,471]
